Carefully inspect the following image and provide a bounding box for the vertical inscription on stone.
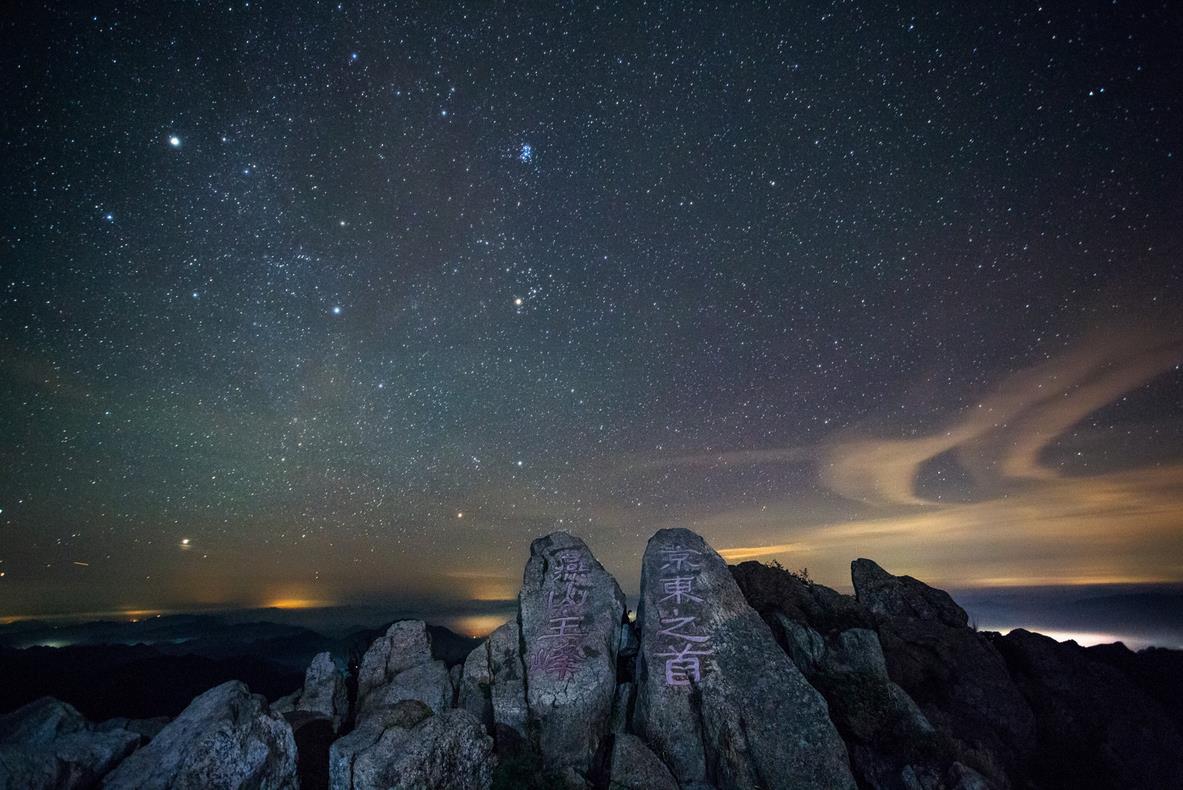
[654,545,715,686]
[530,548,589,679]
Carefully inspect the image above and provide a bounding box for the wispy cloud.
[645,321,1183,587]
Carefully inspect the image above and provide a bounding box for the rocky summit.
[3,530,1182,789]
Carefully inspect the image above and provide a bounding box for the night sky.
[2,2,1181,623]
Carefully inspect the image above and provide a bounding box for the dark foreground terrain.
[2,529,1182,789]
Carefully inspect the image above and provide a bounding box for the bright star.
[168,135,181,148]
[332,306,343,315]
[514,296,523,307]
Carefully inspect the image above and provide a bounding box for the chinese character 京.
[659,546,702,572]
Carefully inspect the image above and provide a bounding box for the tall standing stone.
[633,528,855,790]
[519,532,626,787]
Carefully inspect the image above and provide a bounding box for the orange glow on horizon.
[449,614,511,637]
[265,598,334,610]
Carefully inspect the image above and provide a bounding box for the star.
[331,306,343,315]
[168,135,181,148]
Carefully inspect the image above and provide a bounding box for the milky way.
[1,2,1181,618]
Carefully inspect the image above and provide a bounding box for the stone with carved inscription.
[633,527,856,790]
[519,531,627,788]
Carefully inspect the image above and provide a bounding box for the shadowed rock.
[852,558,968,628]
[996,628,1183,788]
[634,528,855,790]
[102,680,296,789]
[519,531,626,787]
[0,697,139,790]
[608,733,678,790]
[855,566,1035,785]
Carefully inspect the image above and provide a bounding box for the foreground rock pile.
[2,528,1181,789]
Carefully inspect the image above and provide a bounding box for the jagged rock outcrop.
[102,680,296,789]
[356,620,452,719]
[634,528,855,790]
[733,561,978,788]
[273,651,349,731]
[850,561,1036,785]
[329,700,492,790]
[995,628,1183,788]
[519,531,627,787]
[0,697,139,790]
[852,558,969,629]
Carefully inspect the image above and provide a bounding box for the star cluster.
[1,2,1180,617]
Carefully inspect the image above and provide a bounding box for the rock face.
[852,558,968,629]
[0,697,139,790]
[101,680,297,790]
[329,700,492,790]
[633,528,855,789]
[356,620,452,719]
[519,531,627,787]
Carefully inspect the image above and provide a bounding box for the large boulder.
[101,680,297,789]
[996,628,1183,788]
[519,531,626,787]
[633,528,855,789]
[0,698,139,790]
[329,701,493,790]
[355,620,452,718]
[852,558,968,629]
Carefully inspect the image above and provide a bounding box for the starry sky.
[2,2,1181,621]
